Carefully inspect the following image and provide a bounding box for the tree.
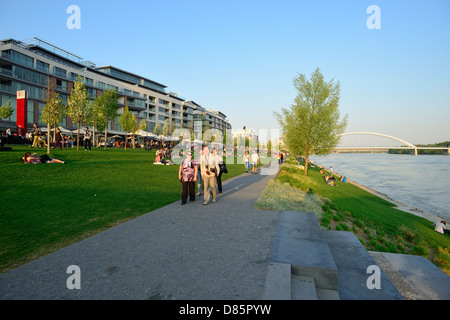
[275,68,348,175]
[118,105,135,150]
[91,97,107,147]
[67,76,92,150]
[153,123,162,136]
[41,82,64,154]
[96,89,118,150]
[0,98,13,130]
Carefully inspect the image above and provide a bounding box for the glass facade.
[0,39,231,135]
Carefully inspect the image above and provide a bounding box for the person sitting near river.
[340,175,347,183]
[434,220,450,235]
[21,152,65,164]
[324,175,336,186]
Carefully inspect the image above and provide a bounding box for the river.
[310,153,450,222]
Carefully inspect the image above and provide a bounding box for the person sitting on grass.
[324,175,336,186]
[434,220,450,235]
[21,152,65,164]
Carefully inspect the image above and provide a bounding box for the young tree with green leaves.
[67,76,92,150]
[0,98,13,131]
[91,98,107,147]
[118,105,135,150]
[153,123,162,136]
[41,84,64,154]
[96,89,118,150]
[275,68,348,175]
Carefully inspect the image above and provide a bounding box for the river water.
[310,153,450,221]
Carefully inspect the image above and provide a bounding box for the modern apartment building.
[0,37,232,137]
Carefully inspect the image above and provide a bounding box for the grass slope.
[256,160,450,275]
[0,145,246,273]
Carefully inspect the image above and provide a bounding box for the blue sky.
[1,0,449,144]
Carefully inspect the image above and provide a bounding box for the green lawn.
[257,160,450,275]
[0,145,247,273]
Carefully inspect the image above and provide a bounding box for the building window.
[36,60,49,73]
[53,66,66,78]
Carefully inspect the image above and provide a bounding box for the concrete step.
[370,251,450,300]
[269,211,338,290]
[263,210,450,300]
[291,275,318,300]
[263,261,339,300]
[323,230,404,300]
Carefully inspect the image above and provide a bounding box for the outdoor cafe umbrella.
[40,126,72,134]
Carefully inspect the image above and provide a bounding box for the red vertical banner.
[16,90,28,136]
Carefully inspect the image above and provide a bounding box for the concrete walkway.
[0,166,280,300]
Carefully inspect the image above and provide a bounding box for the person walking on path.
[243,151,250,173]
[30,123,41,148]
[196,148,203,196]
[84,127,92,151]
[213,148,224,193]
[53,128,63,150]
[178,151,197,205]
[200,146,220,205]
[251,150,259,174]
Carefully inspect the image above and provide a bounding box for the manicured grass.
[0,145,247,273]
[257,160,450,275]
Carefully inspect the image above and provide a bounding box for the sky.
[1,0,449,144]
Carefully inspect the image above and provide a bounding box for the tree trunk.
[304,152,309,176]
[132,133,135,149]
[77,126,80,151]
[93,126,96,148]
[47,123,51,154]
[124,132,127,150]
[104,126,108,151]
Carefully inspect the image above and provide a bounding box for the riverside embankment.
[259,159,450,276]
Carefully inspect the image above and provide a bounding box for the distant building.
[0,37,231,136]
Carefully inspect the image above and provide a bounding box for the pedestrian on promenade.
[251,150,259,174]
[53,128,63,150]
[84,127,92,151]
[178,151,197,205]
[213,148,224,193]
[201,146,220,205]
[196,148,203,196]
[243,151,250,173]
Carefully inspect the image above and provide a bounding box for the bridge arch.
[337,132,417,148]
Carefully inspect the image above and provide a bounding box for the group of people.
[29,123,79,149]
[319,165,346,187]
[178,146,229,206]
[154,147,175,165]
[243,150,260,174]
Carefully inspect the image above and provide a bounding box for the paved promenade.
[0,165,280,300]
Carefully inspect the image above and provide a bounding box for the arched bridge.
[334,132,449,155]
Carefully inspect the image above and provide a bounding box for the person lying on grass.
[21,152,65,164]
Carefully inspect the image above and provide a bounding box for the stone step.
[263,261,340,300]
[323,230,403,300]
[269,211,338,290]
[370,251,450,300]
[291,275,318,300]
